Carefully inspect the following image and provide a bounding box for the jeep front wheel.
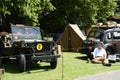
[50,58,57,69]
[19,54,26,72]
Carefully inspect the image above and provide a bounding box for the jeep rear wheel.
[19,54,26,72]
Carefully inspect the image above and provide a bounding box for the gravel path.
[75,70,120,80]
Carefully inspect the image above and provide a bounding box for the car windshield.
[11,26,42,41]
[88,31,103,39]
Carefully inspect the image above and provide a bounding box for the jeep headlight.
[36,43,43,51]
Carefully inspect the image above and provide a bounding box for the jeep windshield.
[11,26,42,42]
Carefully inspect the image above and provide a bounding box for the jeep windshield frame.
[11,26,42,42]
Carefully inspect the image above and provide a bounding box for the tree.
[115,0,120,14]
[40,0,117,33]
[0,0,55,26]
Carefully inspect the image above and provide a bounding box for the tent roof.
[69,24,86,40]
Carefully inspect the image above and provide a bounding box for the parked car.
[0,25,60,72]
[80,26,120,62]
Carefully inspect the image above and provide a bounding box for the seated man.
[92,42,107,64]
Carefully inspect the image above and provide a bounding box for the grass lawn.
[1,52,120,80]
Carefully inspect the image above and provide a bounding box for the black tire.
[106,46,115,63]
[106,46,114,55]
[50,58,57,69]
[50,51,57,69]
[19,54,26,72]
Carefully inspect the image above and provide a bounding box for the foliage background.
[0,0,118,33]
[40,0,117,33]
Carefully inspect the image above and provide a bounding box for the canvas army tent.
[56,24,86,51]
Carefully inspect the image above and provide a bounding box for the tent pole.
[60,40,64,80]
[68,27,71,51]
[61,51,64,80]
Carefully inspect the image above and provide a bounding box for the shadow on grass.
[26,63,53,74]
[0,59,53,74]
[75,55,87,61]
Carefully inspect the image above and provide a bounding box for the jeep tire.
[19,54,26,72]
[50,58,57,69]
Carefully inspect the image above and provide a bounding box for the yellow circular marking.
[36,43,43,50]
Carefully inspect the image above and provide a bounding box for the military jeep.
[80,26,120,62]
[0,25,60,72]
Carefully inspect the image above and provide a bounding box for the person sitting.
[92,42,107,64]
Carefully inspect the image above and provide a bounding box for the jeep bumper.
[31,54,60,61]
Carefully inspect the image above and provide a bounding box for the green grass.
[1,52,120,80]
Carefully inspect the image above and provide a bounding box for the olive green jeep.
[0,25,60,72]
